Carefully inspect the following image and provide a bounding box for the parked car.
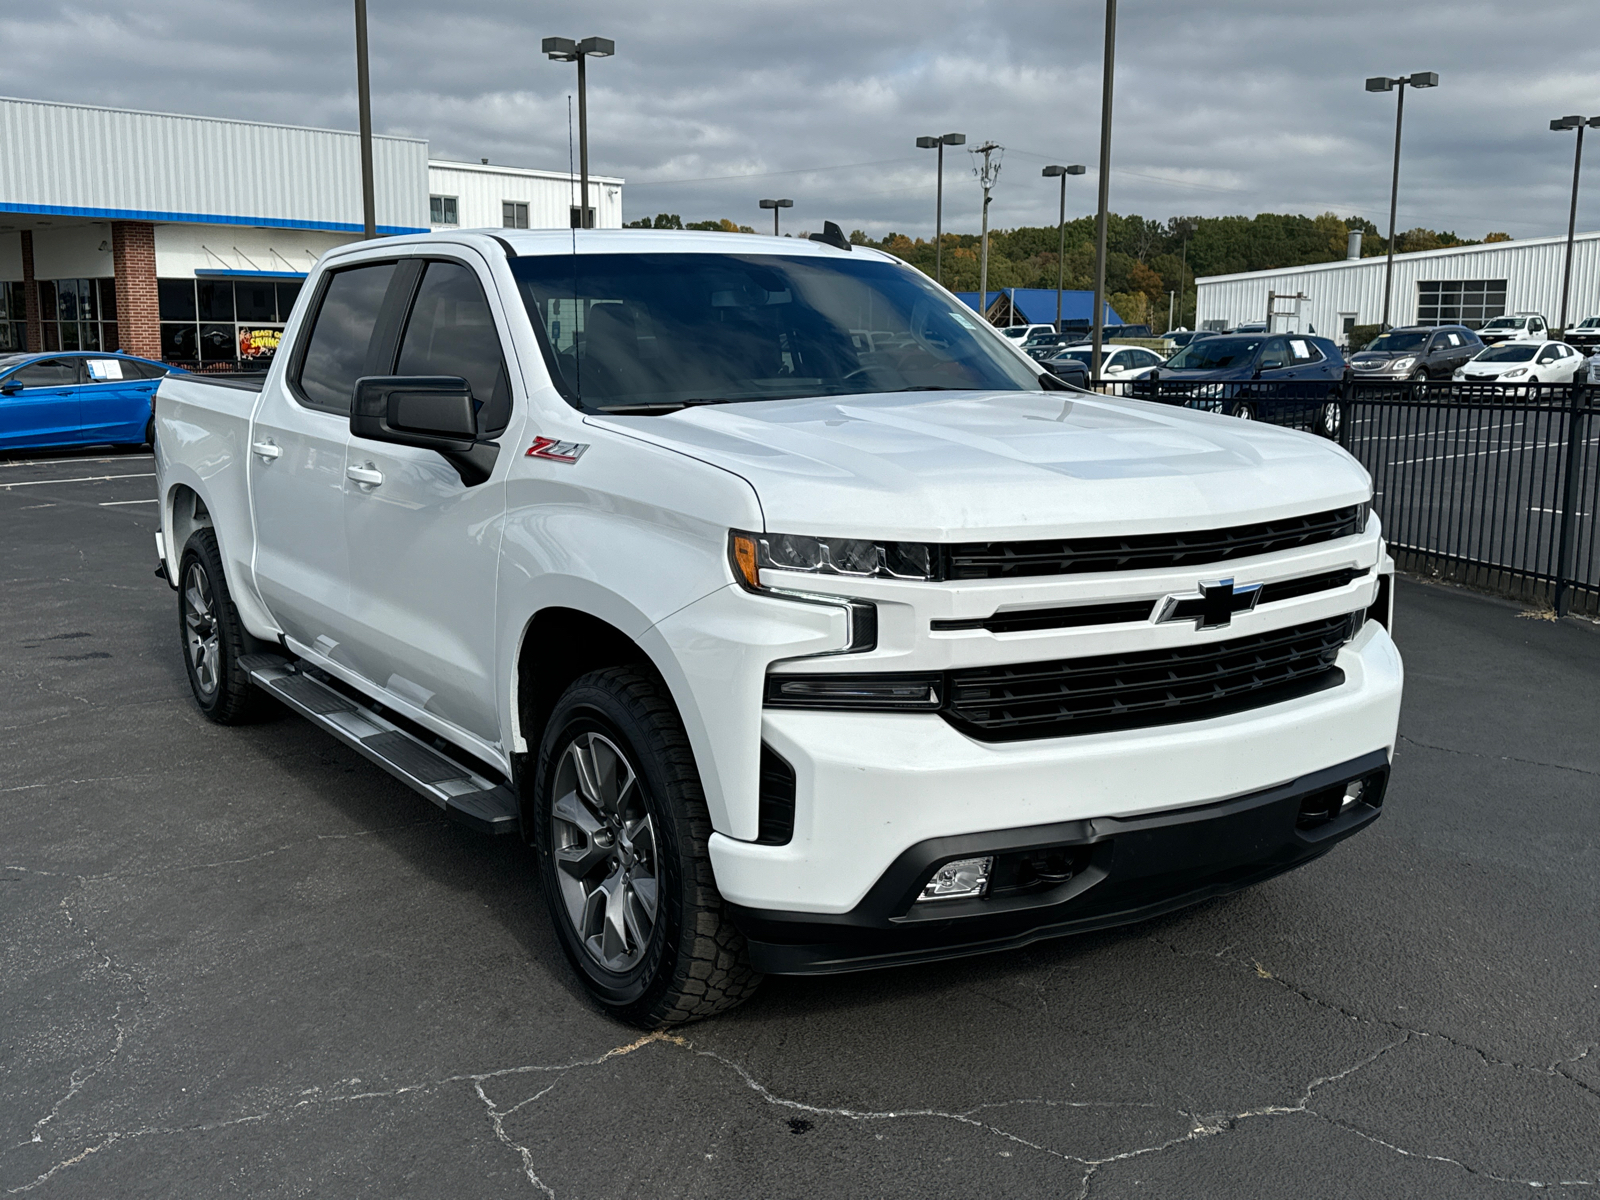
[1044,342,1165,383]
[0,351,174,452]
[1157,333,1347,433]
[1347,325,1482,380]
[153,228,1398,1026]
[1452,340,1585,384]
[1561,314,1600,354]
[1109,323,1154,340]
[1476,312,1549,346]
[1165,330,1219,351]
[1000,323,1056,343]
[1022,331,1083,361]
[1231,321,1269,334]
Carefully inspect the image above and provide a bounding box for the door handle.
[346,463,384,487]
[251,440,281,461]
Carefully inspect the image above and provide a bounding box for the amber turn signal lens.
[732,533,760,590]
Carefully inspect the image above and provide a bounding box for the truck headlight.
[730,530,936,585]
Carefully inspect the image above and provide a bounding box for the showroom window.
[0,282,26,352]
[430,195,459,226]
[158,277,304,364]
[502,201,530,229]
[1416,280,1507,329]
[36,278,117,352]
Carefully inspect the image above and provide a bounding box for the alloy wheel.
[550,731,660,973]
[183,563,220,696]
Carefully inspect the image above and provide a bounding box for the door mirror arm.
[349,375,498,486]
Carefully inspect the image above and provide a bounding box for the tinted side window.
[1259,339,1289,369]
[11,358,80,386]
[394,261,512,435]
[296,263,398,412]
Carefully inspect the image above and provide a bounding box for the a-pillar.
[20,231,41,353]
[111,221,160,361]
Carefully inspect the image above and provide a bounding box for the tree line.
[621,210,1511,332]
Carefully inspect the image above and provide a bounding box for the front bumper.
[730,750,1388,974]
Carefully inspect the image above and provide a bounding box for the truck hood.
[587,390,1372,541]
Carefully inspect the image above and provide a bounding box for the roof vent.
[1347,231,1362,260]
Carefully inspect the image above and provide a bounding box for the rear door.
[0,357,83,448]
[79,356,156,444]
[339,254,513,742]
[250,258,399,656]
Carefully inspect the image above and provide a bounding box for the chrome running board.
[242,656,520,836]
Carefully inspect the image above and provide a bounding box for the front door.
[341,255,512,743]
[250,259,399,657]
[79,356,157,444]
[0,357,82,448]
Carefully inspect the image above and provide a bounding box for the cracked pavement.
[2,450,1597,1197]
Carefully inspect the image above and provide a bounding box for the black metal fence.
[1094,377,1600,616]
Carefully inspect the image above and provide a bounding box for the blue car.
[0,351,176,452]
[1145,333,1347,437]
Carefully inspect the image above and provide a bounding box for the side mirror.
[0,382,20,396]
[350,376,499,487]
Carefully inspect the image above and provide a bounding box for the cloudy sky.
[5,0,1600,240]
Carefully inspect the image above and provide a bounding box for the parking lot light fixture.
[917,133,965,285]
[1367,71,1439,329]
[543,35,614,229]
[1042,164,1087,330]
[758,197,794,237]
[1550,115,1600,333]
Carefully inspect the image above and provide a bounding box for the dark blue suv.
[1150,332,1347,436]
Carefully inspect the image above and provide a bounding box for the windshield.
[509,252,1040,411]
[1475,344,1538,362]
[1481,317,1523,330]
[1579,317,1600,328]
[1165,336,1263,370]
[1364,331,1429,353]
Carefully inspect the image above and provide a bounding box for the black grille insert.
[943,614,1358,742]
[941,505,1366,580]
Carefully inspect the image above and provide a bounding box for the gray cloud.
[4,0,1600,240]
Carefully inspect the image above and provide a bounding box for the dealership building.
[0,96,622,364]
[1194,231,1600,343]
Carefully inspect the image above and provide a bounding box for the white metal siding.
[1195,231,1600,336]
[427,161,623,230]
[0,96,429,233]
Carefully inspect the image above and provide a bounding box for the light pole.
[916,133,965,285]
[1042,164,1087,330]
[971,142,1002,324]
[1173,217,1196,329]
[353,0,376,239]
[759,198,794,237]
[543,35,615,229]
[1366,71,1438,329]
[1551,115,1600,334]
[1090,0,1116,374]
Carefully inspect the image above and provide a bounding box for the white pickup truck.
[153,226,1402,1026]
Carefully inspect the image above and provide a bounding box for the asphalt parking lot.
[3,448,1597,1198]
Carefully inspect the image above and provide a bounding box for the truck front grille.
[940,506,1365,580]
[942,613,1358,741]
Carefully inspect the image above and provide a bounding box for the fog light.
[1340,779,1366,812]
[918,856,994,902]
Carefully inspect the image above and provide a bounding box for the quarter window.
[295,262,399,413]
[394,261,512,435]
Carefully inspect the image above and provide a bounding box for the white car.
[1475,312,1549,347]
[1046,341,1166,380]
[1453,340,1584,384]
[153,227,1400,1026]
[1000,322,1056,343]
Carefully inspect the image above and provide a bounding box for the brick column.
[111,221,160,360]
[20,230,41,353]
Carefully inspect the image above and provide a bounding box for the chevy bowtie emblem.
[1156,578,1263,630]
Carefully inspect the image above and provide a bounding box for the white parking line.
[99,498,157,506]
[0,473,156,488]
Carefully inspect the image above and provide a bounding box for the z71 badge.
[525,436,588,464]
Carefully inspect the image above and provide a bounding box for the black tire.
[177,529,264,724]
[1229,401,1257,420]
[532,667,761,1026]
[1317,401,1342,441]
[144,416,155,448]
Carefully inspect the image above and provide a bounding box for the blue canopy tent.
[954,289,1123,329]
